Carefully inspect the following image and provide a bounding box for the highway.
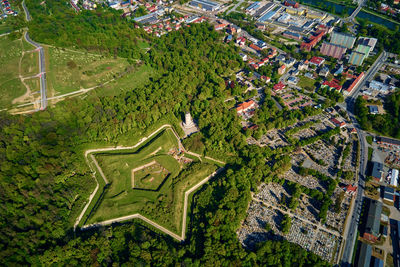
[22,1,47,110]
[340,51,387,266]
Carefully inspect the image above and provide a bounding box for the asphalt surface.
[340,51,387,266]
[22,1,47,110]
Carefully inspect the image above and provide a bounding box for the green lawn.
[94,63,155,97]
[298,76,317,91]
[21,52,39,77]
[85,128,218,234]
[0,36,25,108]
[46,46,145,96]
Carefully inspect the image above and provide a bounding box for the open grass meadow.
[0,36,25,108]
[21,51,39,77]
[24,77,40,93]
[93,63,155,97]
[85,128,219,234]
[46,46,144,96]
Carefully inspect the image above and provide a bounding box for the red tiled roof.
[345,72,364,93]
[250,43,262,51]
[310,56,325,65]
[273,82,286,91]
[343,184,357,192]
[236,100,255,112]
[323,79,342,91]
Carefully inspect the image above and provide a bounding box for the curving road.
[22,1,47,110]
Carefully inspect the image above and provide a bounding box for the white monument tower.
[183,112,195,129]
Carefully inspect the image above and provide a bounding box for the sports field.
[85,128,219,234]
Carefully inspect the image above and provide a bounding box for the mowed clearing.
[0,35,39,108]
[86,128,218,234]
[46,47,150,96]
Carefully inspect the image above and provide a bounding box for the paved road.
[340,51,387,266]
[227,0,244,15]
[22,1,47,110]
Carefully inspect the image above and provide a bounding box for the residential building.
[322,79,342,91]
[334,65,344,76]
[371,162,384,181]
[383,186,395,203]
[239,53,247,61]
[319,66,330,77]
[189,0,220,11]
[343,72,364,95]
[284,58,296,67]
[273,82,286,92]
[320,42,347,59]
[214,23,227,30]
[287,76,298,85]
[368,105,379,114]
[330,118,346,128]
[249,43,262,52]
[305,72,314,79]
[236,37,246,46]
[330,32,356,49]
[298,61,308,71]
[377,136,400,150]
[236,100,255,114]
[309,56,325,66]
[255,22,266,30]
[342,184,357,195]
[278,65,286,75]
[390,169,399,187]
[357,242,372,267]
[261,76,271,83]
[362,198,382,243]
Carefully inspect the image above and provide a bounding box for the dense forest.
[0,1,330,265]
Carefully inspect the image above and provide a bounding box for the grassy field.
[21,52,39,77]
[0,36,25,108]
[298,76,317,91]
[93,63,155,97]
[24,77,40,93]
[134,161,170,190]
[85,128,218,234]
[46,46,147,96]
